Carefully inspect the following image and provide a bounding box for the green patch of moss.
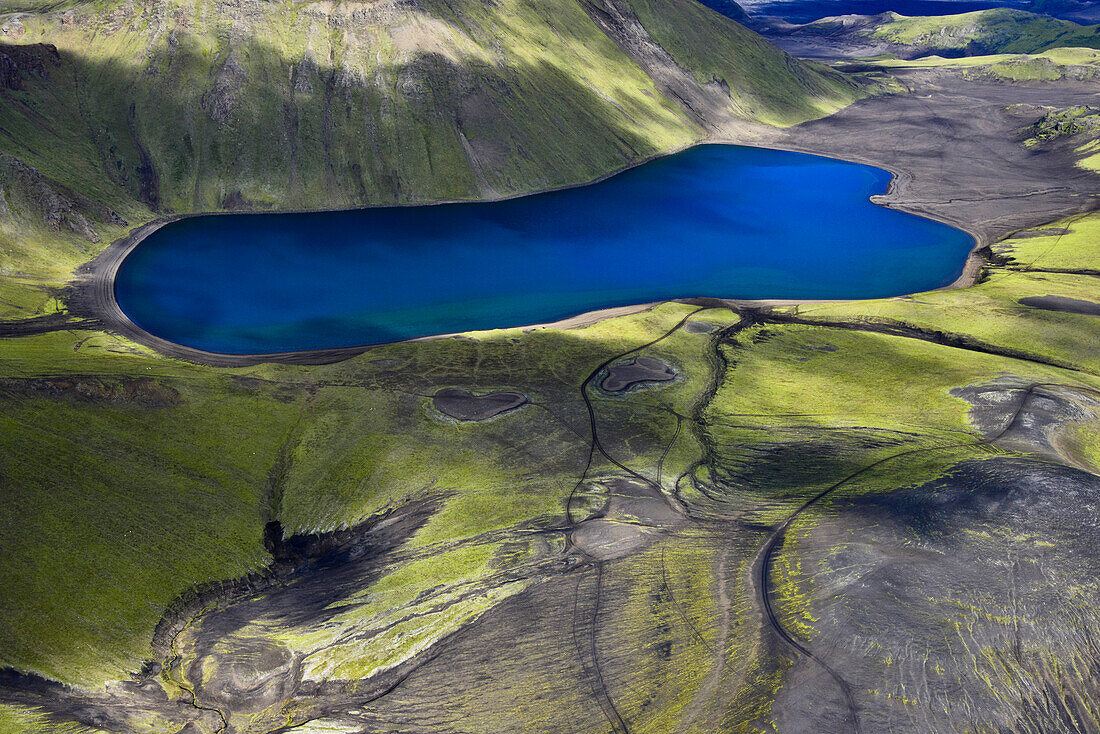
[867,9,1100,55]
[0,704,108,734]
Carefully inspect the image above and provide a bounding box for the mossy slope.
[801,8,1100,58]
[0,0,862,315]
[868,8,1100,55]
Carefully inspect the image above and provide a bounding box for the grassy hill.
[1022,103,1100,170]
[861,46,1100,84]
[867,8,1100,55]
[785,8,1100,59]
[0,0,863,322]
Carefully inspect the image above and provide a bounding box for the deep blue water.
[115,145,974,355]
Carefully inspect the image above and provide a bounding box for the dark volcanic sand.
[1019,295,1100,316]
[761,70,1100,248]
[600,356,677,392]
[433,387,528,421]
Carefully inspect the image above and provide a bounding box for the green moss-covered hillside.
[790,7,1100,60]
[0,0,860,308]
[864,46,1100,83]
[866,8,1100,55]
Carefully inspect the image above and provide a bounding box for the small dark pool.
[114,145,974,355]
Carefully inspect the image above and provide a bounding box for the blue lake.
[115,145,974,355]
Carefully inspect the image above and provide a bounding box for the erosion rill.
[1,0,1100,733]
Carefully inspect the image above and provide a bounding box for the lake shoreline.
[67,66,1100,367]
[68,142,982,367]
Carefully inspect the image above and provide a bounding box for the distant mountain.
[865,7,1100,54]
[763,7,1100,58]
[695,0,753,22]
[735,0,1031,25]
[1025,0,1100,24]
[730,0,1095,25]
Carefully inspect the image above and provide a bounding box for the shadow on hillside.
[0,27,699,228]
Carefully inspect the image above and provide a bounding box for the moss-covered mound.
[866,8,1100,56]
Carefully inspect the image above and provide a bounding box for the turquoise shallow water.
[114,145,974,355]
